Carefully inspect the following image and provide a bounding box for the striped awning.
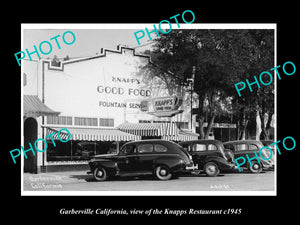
[159,122,179,136]
[118,122,199,141]
[117,123,162,136]
[24,95,60,117]
[44,127,141,141]
[45,127,72,141]
[161,128,199,141]
[178,129,199,141]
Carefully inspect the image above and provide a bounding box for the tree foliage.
[141,29,274,139]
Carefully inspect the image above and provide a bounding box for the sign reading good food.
[96,75,152,109]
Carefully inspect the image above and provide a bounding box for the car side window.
[249,144,259,150]
[137,144,154,153]
[208,144,217,151]
[154,144,168,152]
[236,144,248,151]
[121,145,136,155]
[192,144,206,152]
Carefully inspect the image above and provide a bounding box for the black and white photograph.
[20,24,276,195]
[4,3,298,220]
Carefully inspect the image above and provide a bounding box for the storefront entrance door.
[24,117,37,173]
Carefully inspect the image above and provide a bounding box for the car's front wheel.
[154,165,172,181]
[204,162,220,177]
[93,167,107,181]
[248,161,262,173]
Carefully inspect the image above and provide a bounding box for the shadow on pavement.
[68,168,273,183]
[69,174,161,182]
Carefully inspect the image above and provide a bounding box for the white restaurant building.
[23,45,199,173]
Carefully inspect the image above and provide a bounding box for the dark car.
[260,140,276,166]
[260,140,275,154]
[179,140,237,177]
[223,140,273,173]
[88,139,197,181]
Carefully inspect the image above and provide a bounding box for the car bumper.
[218,160,238,171]
[261,160,273,169]
[230,164,239,170]
[186,164,198,171]
[173,163,198,173]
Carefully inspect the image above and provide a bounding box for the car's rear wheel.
[204,162,220,177]
[154,165,172,180]
[93,167,107,181]
[248,161,262,173]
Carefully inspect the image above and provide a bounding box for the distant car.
[88,139,197,181]
[223,140,274,173]
[179,140,237,177]
[260,140,276,165]
[260,140,275,153]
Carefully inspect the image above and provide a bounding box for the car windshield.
[119,145,135,155]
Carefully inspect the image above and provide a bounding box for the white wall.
[41,48,191,127]
[23,60,39,96]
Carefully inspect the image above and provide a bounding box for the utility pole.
[187,66,196,130]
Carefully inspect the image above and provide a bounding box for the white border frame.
[21,23,277,196]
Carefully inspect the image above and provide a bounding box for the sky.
[21,23,275,62]
[23,26,155,61]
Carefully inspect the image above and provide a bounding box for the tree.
[229,30,274,139]
[140,29,274,140]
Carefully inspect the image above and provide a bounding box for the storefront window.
[47,141,72,161]
[75,117,98,126]
[47,116,72,125]
[47,140,120,162]
[99,118,114,127]
[73,141,98,158]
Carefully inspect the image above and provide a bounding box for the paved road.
[23,170,275,194]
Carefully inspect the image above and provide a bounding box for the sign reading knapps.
[153,96,182,112]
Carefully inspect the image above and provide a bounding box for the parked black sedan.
[88,139,197,181]
[223,140,274,173]
[179,140,237,177]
